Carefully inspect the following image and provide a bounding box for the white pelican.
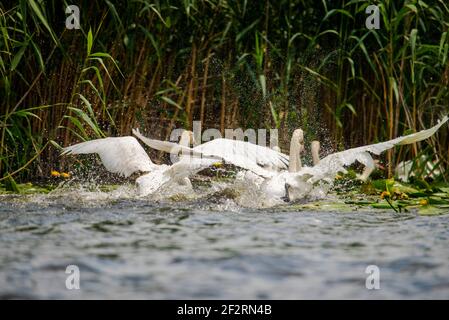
[311,140,321,166]
[284,116,448,201]
[132,127,305,205]
[61,136,223,196]
[132,128,289,178]
[171,130,195,163]
[288,129,305,172]
[310,140,381,182]
[256,129,306,203]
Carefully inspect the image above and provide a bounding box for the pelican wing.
[194,139,289,175]
[164,157,218,181]
[133,128,289,178]
[309,116,448,181]
[62,136,154,177]
[132,128,222,160]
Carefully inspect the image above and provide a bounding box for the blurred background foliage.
[0,0,448,183]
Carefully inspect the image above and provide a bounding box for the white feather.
[62,136,154,177]
[304,116,448,184]
[132,129,288,178]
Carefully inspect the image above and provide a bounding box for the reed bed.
[1,0,448,185]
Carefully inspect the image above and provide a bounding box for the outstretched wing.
[132,128,223,161]
[195,139,289,173]
[133,129,288,178]
[62,136,154,177]
[308,116,448,182]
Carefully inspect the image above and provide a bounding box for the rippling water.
[1,187,449,299]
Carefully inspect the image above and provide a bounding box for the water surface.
[1,189,448,299]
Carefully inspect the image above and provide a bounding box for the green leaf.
[14,110,41,120]
[63,115,88,139]
[269,101,280,128]
[79,80,105,104]
[345,103,357,116]
[30,39,45,73]
[259,74,266,98]
[11,43,27,71]
[28,0,58,45]
[322,9,354,22]
[87,28,93,56]
[4,175,20,193]
[385,178,395,194]
[68,105,104,138]
[160,96,182,109]
[49,140,63,151]
[236,19,260,42]
[405,4,418,13]
[410,29,418,83]
[389,77,399,103]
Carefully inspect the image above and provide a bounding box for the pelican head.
[289,129,304,173]
[311,140,320,166]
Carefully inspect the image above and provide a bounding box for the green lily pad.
[392,182,419,194]
[409,192,429,198]
[432,192,449,198]
[418,205,449,216]
[371,201,396,210]
[428,197,449,205]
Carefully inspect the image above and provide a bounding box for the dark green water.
[1,189,449,299]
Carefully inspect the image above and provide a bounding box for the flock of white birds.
[62,116,448,206]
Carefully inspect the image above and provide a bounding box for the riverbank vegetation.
[1,0,448,191]
[2,174,449,215]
